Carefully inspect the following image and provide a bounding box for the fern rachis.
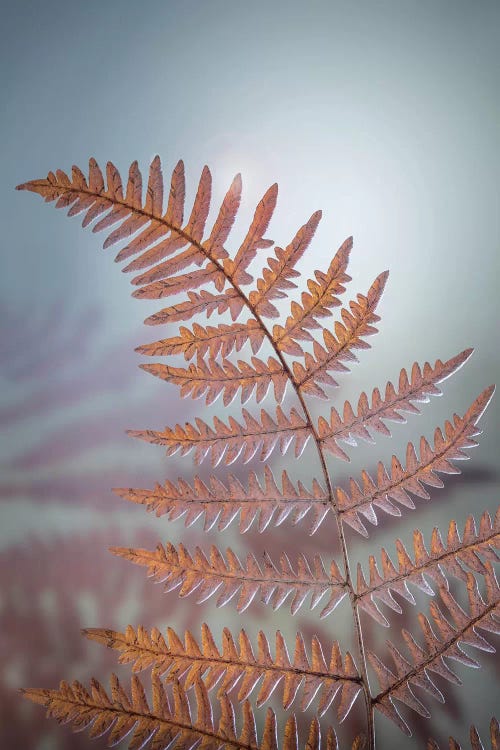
[16,156,498,749]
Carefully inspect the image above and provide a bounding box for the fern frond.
[83,624,360,719]
[336,385,495,536]
[128,406,311,466]
[291,272,388,395]
[356,508,500,626]
[318,349,473,458]
[141,356,288,406]
[111,542,346,617]
[136,319,264,360]
[144,289,243,325]
[223,182,278,285]
[248,210,322,318]
[113,466,330,535]
[271,238,352,351]
[370,565,500,736]
[427,717,499,750]
[23,673,335,750]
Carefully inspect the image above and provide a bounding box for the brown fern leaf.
[370,565,500,736]
[318,349,473,459]
[248,210,323,318]
[144,289,244,325]
[127,406,311,466]
[136,319,264,360]
[141,356,287,406]
[16,158,247,302]
[223,182,278,285]
[111,541,346,617]
[335,385,495,536]
[83,624,360,719]
[357,508,500,625]
[427,717,499,750]
[23,673,330,750]
[113,466,330,535]
[271,237,352,352]
[131,264,227,299]
[291,272,388,396]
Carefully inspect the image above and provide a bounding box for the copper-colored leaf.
[113,465,330,535]
[127,406,311,466]
[357,508,500,626]
[110,541,346,617]
[336,385,495,536]
[292,272,388,393]
[272,237,352,349]
[136,319,264,360]
[84,625,359,719]
[249,210,322,317]
[141,355,288,405]
[370,565,500,736]
[318,349,473,453]
[427,717,499,750]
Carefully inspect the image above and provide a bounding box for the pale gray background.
[1,1,499,748]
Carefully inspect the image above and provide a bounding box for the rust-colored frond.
[144,289,243,325]
[131,264,227,299]
[23,672,322,750]
[356,508,500,626]
[318,349,473,458]
[271,237,352,352]
[370,565,500,736]
[224,182,278,285]
[248,211,322,318]
[291,272,388,396]
[84,624,360,719]
[110,541,346,617]
[113,466,330,535]
[127,406,311,466]
[427,717,499,749]
[141,356,287,406]
[136,319,264,360]
[335,385,495,536]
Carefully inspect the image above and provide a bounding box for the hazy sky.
[1,2,499,748]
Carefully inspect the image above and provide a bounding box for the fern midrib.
[274,278,343,345]
[338,415,476,515]
[355,528,499,601]
[49,178,376,746]
[372,598,499,704]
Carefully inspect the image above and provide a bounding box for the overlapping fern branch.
[17,156,498,749]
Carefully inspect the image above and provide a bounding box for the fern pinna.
[17,157,498,749]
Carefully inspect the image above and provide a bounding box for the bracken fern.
[17,156,499,749]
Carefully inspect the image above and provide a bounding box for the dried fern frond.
[110,541,346,617]
[357,508,500,625]
[335,385,494,535]
[141,355,288,406]
[83,624,360,719]
[128,406,311,466]
[17,155,497,749]
[318,349,473,457]
[113,466,330,535]
[370,565,500,735]
[23,673,341,750]
[427,717,499,750]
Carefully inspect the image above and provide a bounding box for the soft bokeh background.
[1,1,499,748]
